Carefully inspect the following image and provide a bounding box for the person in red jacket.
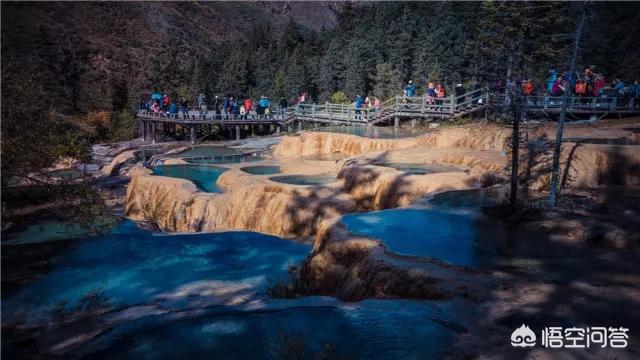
[522,79,534,96]
[243,97,252,119]
[162,94,171,111]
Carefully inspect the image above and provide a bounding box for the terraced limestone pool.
[314,125,426,139]
[428,188,503,208]
[302,153,350,161]
[48,168,86,180]
[177,145,265,164]
[378,162,466,175]
[2,220,462,359]
[240,165,281,175]
[152,164,227,192]
[270,174,337,186]
[341,189,508,267]
[342,208,481,266]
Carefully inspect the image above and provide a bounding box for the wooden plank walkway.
[137,88,639,143]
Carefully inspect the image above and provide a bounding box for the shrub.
[329,91,349,104]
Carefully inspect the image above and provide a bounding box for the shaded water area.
[563,137,640,145]
[240,165,281,175]
[152,164,228,193]
[176,145,265,164]
[302,153,349,161]
[427,188,503,209]
[342,208,482,266]
[377,162,466,175]
[2,220,461,359]
[48,168,86,180]
[313,125,426,139]
[342,189,507,267]
[270,174,336,186]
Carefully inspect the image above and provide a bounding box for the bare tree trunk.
[548,3,586,207]
[510,99,521,207]
[504,53,513,108]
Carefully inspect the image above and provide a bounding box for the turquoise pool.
[177,146,265,164]
[152,164,228,193]
[342,208,481,266]
[428,188,502,208]
[314,125,425,139]
[270,174,336,186]
[378,162,466,175]
[240,165,281,175]
[2,220,461,359]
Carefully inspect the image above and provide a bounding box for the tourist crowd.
[505,66,639,108]
[141,92,291,120]
[140,64,639,119]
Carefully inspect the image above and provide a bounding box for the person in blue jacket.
[167,102,178,116]
[354,94,364,121]
[405,80,416,97]
[547,70,557,95]
[258,96,270,117]
[223,96,231,120]
[629,80,639,109]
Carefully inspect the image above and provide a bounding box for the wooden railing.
[491,94,639,112]
[137,88,490,125]
[288,87,489,123]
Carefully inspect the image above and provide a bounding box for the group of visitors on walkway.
[141,91,292,120]
[504,65,639,109]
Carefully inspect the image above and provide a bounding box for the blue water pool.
[152,164,228,192]
[177,146,265,164]
[240,165,281,175]
[73,299,459,360]
[2,220,310,323]
[378,162,466,175]
[314,125,425,139]
[270,174,336,186]
[342,208,480,266]
[3,220,463,359]
[177,146,242,158]
[428,188,502,208]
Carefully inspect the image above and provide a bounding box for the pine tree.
[373,62,401,100]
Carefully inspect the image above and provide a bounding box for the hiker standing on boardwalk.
[181,97,189,118]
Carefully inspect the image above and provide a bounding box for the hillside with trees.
[2,1,640,181]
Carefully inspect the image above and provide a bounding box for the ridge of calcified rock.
[125,121,640,237]
[125,161,476,237]
[297,217,493,301]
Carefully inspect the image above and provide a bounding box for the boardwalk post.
[297,120,302,132]
[394,116,400,129]
[450,94,455,116]
[190,126,195,144]
[140,120,145,140]
[151,122,157,144]
[235,125,240,140]
[421,96,426,113]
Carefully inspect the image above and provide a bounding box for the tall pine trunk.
[510,93,521,207]
[548,3,587,207]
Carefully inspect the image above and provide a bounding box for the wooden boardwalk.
[137,88,639,143]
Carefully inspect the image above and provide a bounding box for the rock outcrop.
[126,119,640,237]
[125,161,477,237]
[294,218,491,301]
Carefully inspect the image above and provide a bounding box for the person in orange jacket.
[522,79,534,96]
[243,97,252,119]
